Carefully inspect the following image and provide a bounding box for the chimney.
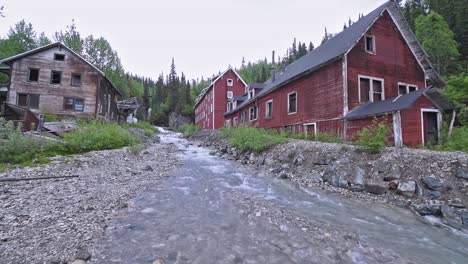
[271,50,276,82]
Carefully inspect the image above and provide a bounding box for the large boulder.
[364,181,388,195]
[414,203,442,216]
[455,167,468,180]
[421,176,451,192]
[396,181,416,197]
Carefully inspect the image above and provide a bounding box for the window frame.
[265,99,273,119]
[50,70,62,84]
[358,75,385,103]
[27,68,40,82]
[17,93,40,109]
[233,117,238,127]
[287,91,297,115]
[71,73,82,87]
[249,106,258,121]
[227,79,233,87]
[227,91,233,99]
[63,97,85,112]
[365,35,376,54]
[397,82,418,95]
[226,101,232,112]
[54,53,65,61]
[248,89,255,99]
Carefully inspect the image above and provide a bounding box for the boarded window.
[365,35,376,54]
[266,100,273,118]
[28,68,39,82]
[54,53,65,61]
[64,97,84,112]
[17,93,39,109]
[51,71,62,84]
[71,74,81,87]
[360,78,371,102]
[288,92,297,114]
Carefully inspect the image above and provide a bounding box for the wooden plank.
[0,175,79,182]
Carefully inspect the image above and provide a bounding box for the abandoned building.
[0,42,126,127]
[224,0,454,147]
[194,67,247,129]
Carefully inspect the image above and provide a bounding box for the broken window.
[365,35,376,54]
[64,97,84,112]
[28,68,39,82]
[249,106,258,121]
[265,100,273,118]
[51,71,62,84]
[359,77,384,102]
[288,92,297,114]
[17,93,39,109]
[71,73,81,87]
[398,84,407,96]
[54,53,65,61]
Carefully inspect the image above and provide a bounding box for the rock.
[293,154,305,166]
[322,165,336,183]
[352,167,365,186]
[70,249,92,261]
[364,181,388,195]
[383,167,401,181]
[209,151,216,156]
[423,190,442,200]
[264,157,275,166]
[441,205,463,229]
[415,182,424,198]
[249,153,255,162]
[48,257,61,264]
[70,260,87,264]
[330,175,348,188]
[388,180,399,190]
[281,163,290,169]
[374,161,391,173]
[455,167,468,179]
[153,260,163,264]
[461,211,468,228]
[396,181,416,197]
[143,165,153,172]
[421,176,451,192]
[414,203,441,216]
[241,160,248,165]
[278,173,289,179]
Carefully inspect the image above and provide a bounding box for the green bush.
[63,121,139,154]
[221,126,288,153]
[178,124,201,137]
[433,125,468,152]
[123,121,159,137]
[315,132,344,143]
[357,118,391,154]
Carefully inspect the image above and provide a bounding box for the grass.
[177,124,201,137]
[123,121,159,137]
[431,125,468,153]
[220,126,288,153]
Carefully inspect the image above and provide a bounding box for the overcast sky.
[0,0,386,80]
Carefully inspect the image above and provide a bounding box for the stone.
[441,205,463,229]
[70,249,92,261]
[153,259,163,264]
[264,157,275,166]
[352,167,365,186]
[330,175,348,188]
[48,257,61,264]
[388,180,399,190]
[70,260,87,264]
[209,151,216,156]
[396,181,416,197]
[414,203,441,216]
[415,182,424,198]
[383,168,401,181]
[278,173,289,179]
[423,190,442,200]
[421,176,451,192]
[293,154,305,166]
[455,167,468,179]
[143,165,153,172]
[241,160,248,165]
[461,211,468,228]
[364,181,388,195]
[249,153,255,162]
[281,163,290,169]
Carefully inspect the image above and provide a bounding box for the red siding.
[347,11,426,112]
[400,96,438,146]
[347,115,394,143]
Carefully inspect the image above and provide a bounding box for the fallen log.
[0,175,79,182]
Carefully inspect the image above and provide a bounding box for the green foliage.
[442,73,468,107]
[415,12,460,76]
[459,107,468,126]
[123,121,159,137]
[220,126,288,153]
[177,124,201,137]
[63,121,138,154]
[432,125,468,152]
[150,111,168,126]
[357,118,391,154]
[315,132,344,143]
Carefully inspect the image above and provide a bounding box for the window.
[265,100,273,118]
[359,76,384,103]
[227,91,233,99]
[398,83,418,95]
[249,106,258,121]
[233,101,237,109]
[63,97,84,112]
[365,35,376,54]
[51,71,62,84]
[54,53,65,61]
[227,79,233,86]
[28,68,39,82]
[288,92,297,114]
[241,111,246,123]
[225,119,231,128]
[17,93,40,109]
[248,89,255,99]
[71,74,82,87]
[233,117,238,127]
[226,102,232,112]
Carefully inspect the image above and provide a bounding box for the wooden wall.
[400,96,438,146]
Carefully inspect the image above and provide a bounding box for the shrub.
[315,132,344,143]
[221,126,287,153]
[63,121,138,154]
[178,124,201,137]
[433,125,468,153]
[123,121,159,137]
[357,118,391,154]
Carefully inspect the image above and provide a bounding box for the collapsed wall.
[189,130,468,230]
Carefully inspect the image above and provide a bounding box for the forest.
[0,0,466,127]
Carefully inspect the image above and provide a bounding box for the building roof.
[194,67,248,107]
[344,87,454,120]
[226,0,444,115]
[0,42,124,96]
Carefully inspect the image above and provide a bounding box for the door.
[304,124,316,140]
[425,112,438,145]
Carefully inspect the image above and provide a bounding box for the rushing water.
[91,129,468,264]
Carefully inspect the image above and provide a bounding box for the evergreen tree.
[38,32,51,46]
[309,41,315,52]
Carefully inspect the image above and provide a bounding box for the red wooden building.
[224,0,454,147]
[194,67,247,129]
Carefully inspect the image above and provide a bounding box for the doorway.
[421,109,441,146]
[303,123,316,140]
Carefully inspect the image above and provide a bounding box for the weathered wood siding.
[400,96,437,146]
[347,11,426,112]
[8,46,99,118]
